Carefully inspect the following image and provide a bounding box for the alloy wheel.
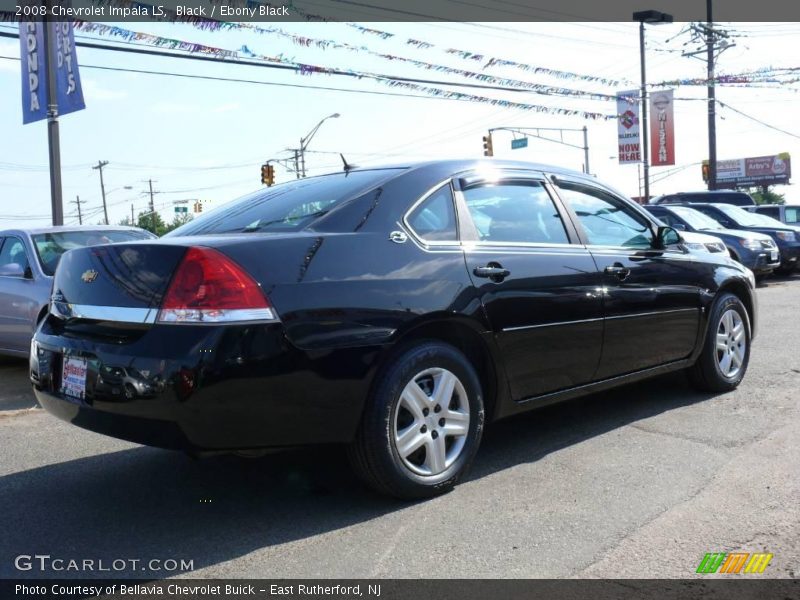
[716,308,746,378]
[392,367,470,476]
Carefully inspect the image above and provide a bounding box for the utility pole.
[147,179,157,234]
[71,195,85,224]
[92,160,110,224]
[706,0,717,191]
[682,5,733,191]
[293,149,301,179]
[131,203,135,225]
[43,18,64,225]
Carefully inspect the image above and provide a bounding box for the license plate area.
[770,250,779,262]
[61,355,89,403]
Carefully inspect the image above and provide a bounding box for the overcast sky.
[1,20,799,228]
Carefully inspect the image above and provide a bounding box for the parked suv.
[748,204,800,228]
[644,205,780,278]
[651,191,756,207]
[686,203,800,273]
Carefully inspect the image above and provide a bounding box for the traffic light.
[482,133,494,157]
[193,201,203,214]
[701,161,710,182]
[260,163,275,186]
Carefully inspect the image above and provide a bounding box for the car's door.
[455,172,603,400]
[0,235,37,353]
[551,177,702,379]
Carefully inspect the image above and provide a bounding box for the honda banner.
[616,89,641,164]
[649,89,675,166]
[19,21,85,124]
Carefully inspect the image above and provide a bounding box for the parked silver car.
[0,226,155,357]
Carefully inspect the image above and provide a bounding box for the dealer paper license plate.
[61,356,88,401]
[771,250,779,262]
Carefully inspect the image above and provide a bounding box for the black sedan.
[31,160,757,499]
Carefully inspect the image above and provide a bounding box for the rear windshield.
[33,230,154,276]
[167,169,403,236]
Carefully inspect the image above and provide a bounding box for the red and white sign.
[616,89,641,164]
[649,89,675,166]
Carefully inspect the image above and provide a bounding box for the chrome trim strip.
[605,307,698,321]
[50,302,156,324]
[501,307,698,333]
[503,317,603,332]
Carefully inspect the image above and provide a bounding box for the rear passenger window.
[406,184,458,242]
[462,182,569,244]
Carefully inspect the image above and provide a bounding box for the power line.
[716,101,800,140]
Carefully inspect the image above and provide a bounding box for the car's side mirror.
[0,263,26,278]
[654,226,682,249]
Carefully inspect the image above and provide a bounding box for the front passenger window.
[556,183,654,248]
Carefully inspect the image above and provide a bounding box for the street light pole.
[638,20,650,203]
[633,10,673,203]
[298,113,340,178]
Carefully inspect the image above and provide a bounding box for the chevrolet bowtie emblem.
[81,269,99,283]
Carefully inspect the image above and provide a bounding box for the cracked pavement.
[1,277,798,579]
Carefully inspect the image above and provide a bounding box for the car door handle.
[604,264,631,280]
[473,264,510,281]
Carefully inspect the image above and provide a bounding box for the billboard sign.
[702,154,791,188]
[650,89,675,166]
[616,89,641,164]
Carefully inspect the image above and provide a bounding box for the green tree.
[748,186,786,205]
[136,211,168,236]
[164,213,194,234]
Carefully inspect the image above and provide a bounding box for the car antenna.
[340,153,357,174]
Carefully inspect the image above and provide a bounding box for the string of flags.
[65,20,616,119]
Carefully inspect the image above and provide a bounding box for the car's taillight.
[157,247,278,324]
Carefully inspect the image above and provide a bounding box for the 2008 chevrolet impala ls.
[31,160,756,498]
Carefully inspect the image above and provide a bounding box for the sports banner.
[650,89,675,166]
[616,89,641,164]
[19,21,85,124]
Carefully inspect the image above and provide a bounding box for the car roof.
[0,225,148,236]
[347,158,590,179]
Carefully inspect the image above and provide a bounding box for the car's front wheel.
[349,341,485,499]
[687,292,751,392]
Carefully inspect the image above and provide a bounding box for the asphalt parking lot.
[1,277,798,580]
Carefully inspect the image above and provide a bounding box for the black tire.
[348,341,485,499]
[687,292,751,392]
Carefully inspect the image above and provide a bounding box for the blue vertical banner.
[53,20,86,117]
[19,21,85,124]
[19,21,46,124]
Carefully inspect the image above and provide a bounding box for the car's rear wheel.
[687,292,750,392]
[349,341,484,499]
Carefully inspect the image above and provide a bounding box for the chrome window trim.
[402,179,460,247]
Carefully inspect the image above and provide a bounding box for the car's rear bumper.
[31,319,380,452]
